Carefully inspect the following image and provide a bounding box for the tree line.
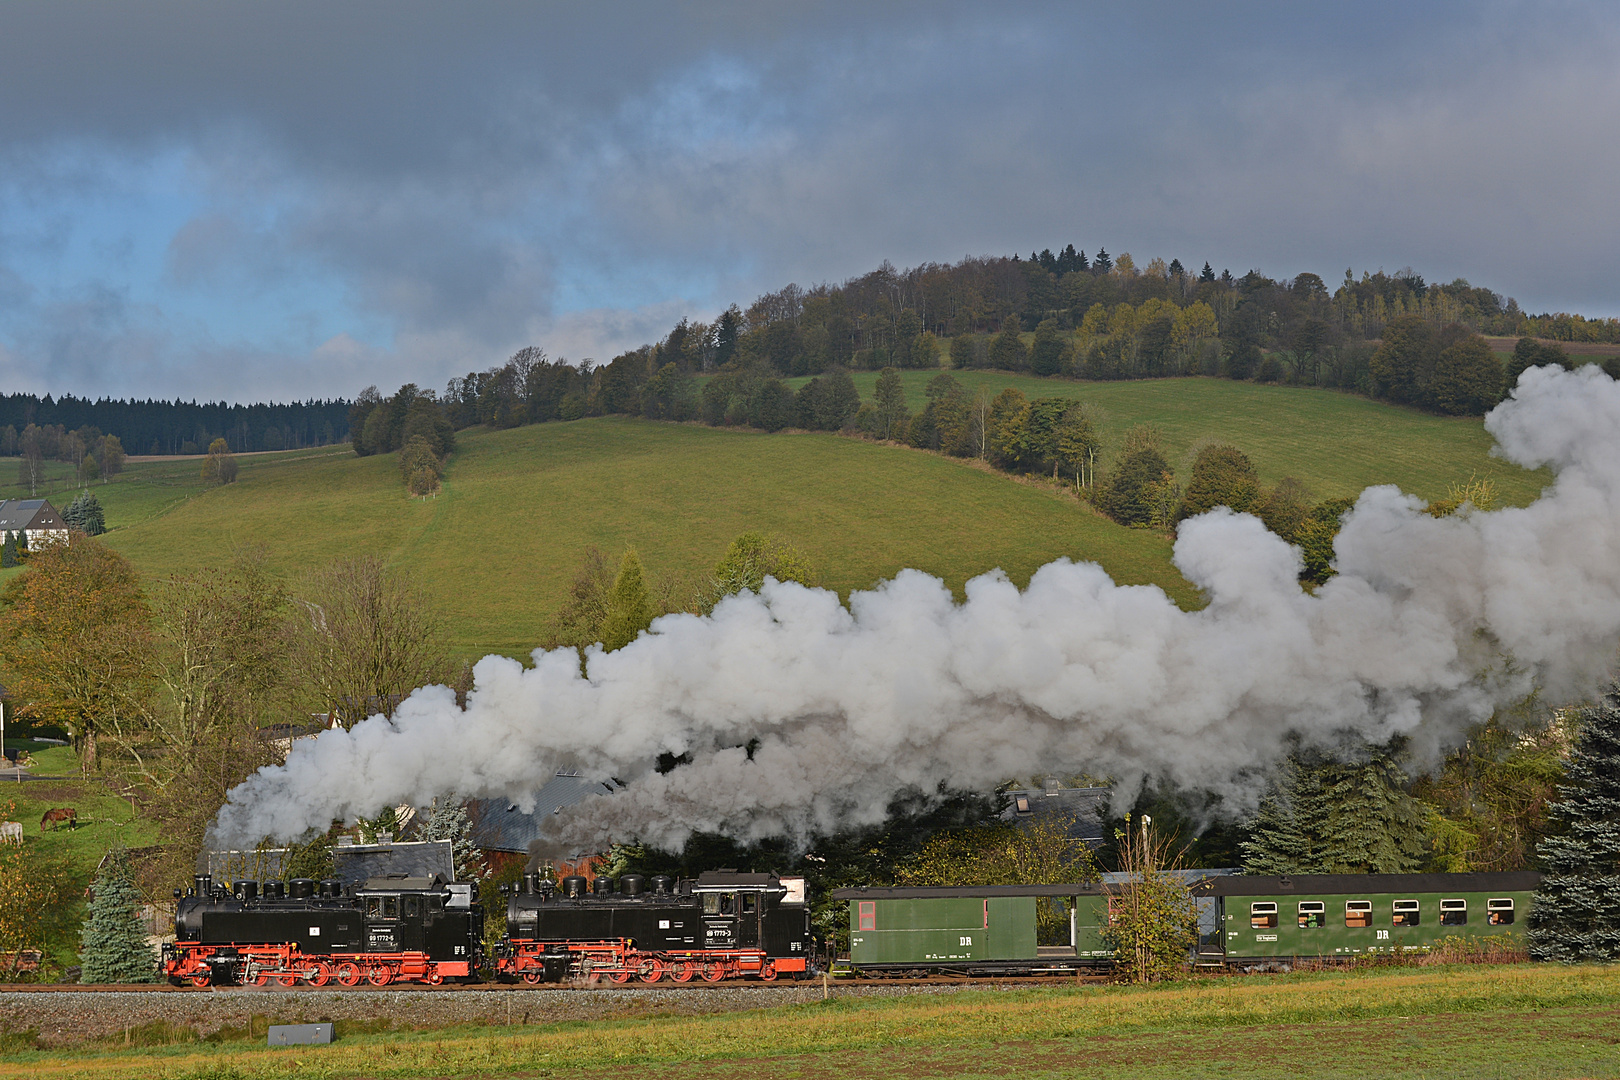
[0,394,350,459]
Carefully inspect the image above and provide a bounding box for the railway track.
[3,973,1114,993]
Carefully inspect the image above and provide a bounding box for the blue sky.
[1,1,1617,402]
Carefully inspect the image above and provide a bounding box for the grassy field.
[2,963,1616,1079]
[804,371,1548,505]
[1,376,1549,657]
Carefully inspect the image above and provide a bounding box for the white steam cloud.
[214,365,1620,852]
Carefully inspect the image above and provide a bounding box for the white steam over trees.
[215,366,1620,858]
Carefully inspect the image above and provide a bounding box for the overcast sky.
[1,1,1616,403]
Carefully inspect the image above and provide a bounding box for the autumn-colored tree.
[1102,815,1199,983]
[1256,477,1313,543]
[0,537,153,774]
[289,557,445,728]
[1097,425,1174,528]
[0,805,79,981]
[201,438,238,484]
[990,315,1028,370]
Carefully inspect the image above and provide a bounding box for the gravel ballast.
[0,983,1000,1046]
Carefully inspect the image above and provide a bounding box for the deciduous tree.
[1176,444,1259,521]
[0,538,153,773]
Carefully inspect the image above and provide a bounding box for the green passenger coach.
[1194,872,1539,966]
[833,884,1115,975]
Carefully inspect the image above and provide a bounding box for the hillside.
[4,376,1547,659]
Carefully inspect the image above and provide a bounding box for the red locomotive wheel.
[670,961,695,983]
[609,968,633,984]
[700,961,726,983]
[521,971,544,985]
[367,965,393,986]
[277,973,299,987]
[189,974,210,988]
[304,962,332,987]
[636,958,665,984]
[758,961,777,982]
[250,973,269,986]
[336,962,362,987]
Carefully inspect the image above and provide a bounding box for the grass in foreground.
[3,963,1617,1080]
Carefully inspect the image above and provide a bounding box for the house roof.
[466,772,618,853]
[0,499,66,532]
[1000,785,1110,844]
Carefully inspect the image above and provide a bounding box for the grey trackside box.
[268,1023,333,1046]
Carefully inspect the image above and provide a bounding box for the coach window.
[404,897,419,918]
[742,893,757,914]
[382,896,398,919]
[1250,902,1279,929]
[1298,902,1325,928]
[1487,898,1515,926]
[1440,899,1467,926]
[1392,900,1421,927]
[1345,900,1373,928]
[858,901,876,931]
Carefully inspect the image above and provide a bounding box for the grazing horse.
[0,822,22,844]
[39,807,77,832]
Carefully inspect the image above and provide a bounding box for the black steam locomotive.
[162,873,483,986]
[495,870,812,983]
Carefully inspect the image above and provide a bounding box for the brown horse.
[39,807,77,832]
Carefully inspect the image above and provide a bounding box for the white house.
[0,499,70,548]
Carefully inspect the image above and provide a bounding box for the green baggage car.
[1192,872,1539,968]
[833,884,1117,975]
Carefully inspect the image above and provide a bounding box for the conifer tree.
[1,531,16,569]
[1242,748,1426,874]
[79,847,157,983]
[421,796,484,882]
[1530,680,1620,961]
[600,548,654,651]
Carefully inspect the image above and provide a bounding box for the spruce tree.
[1529,680,1620,961]
[421,797,483,882]
[1242,748,1425,874]
[62,495,85,532]
[1,531,16,569]
[79,847,157,983]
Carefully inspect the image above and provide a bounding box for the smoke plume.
[214,365,1620,852]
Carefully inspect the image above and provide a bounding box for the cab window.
[1440,899,1467,926]
[702,893,720,915]
[1487,898,1515,926]
[1250,902,1278,929]
[1392,900,1420,927]
[382,896,398,919]
[365,896,380,918]
[1298,902,1325,928]
[742,893,757,914]
[404,897,419,918]
[1345,901,1373,928]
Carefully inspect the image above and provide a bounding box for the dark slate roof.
[466,773,618,853]
[332,840,455,887]
[0,499,66,532]
[694,871,786,890]
[1000,785,1110,843]
[1192,871,1541,897]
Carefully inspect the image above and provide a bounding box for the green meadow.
[1,963,1615,1079]
[2,376,1548,659]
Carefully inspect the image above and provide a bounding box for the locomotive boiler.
[496,870,812,983]
[162,872,483,986]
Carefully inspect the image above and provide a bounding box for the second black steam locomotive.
[495,870,812,983]
[162,873,483,986]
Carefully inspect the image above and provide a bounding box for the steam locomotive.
[162,873,483,987]
[494,870,813,983]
